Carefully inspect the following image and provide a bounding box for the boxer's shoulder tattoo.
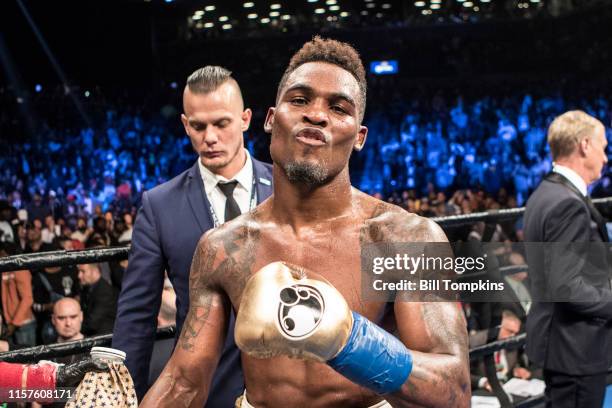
[217,222,261,297]
[361,199,448,245]
[179,222,262,352]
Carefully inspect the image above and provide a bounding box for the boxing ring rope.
[0,246,129,273]
[1,196,611,406]
[0,326,176,363]
[2,196,611,273]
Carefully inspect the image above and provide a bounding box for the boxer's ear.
[264,107,275,134]
[353,125,368,151]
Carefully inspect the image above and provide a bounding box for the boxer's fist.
[235,262,352,362]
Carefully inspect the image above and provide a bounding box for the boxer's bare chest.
[219,204,395,319]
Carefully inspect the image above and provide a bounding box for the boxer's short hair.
[547,110,604,160]
[277,36,367,121]
[186,66,234,94]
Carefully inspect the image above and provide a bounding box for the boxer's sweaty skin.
[141,60,469,408]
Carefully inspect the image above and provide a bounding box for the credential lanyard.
[208,173,257,228]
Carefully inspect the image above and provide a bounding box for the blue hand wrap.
[327,311,413,394]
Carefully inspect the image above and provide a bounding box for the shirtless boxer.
[141,36,470,408]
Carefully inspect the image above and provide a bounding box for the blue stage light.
[370,60,399,75]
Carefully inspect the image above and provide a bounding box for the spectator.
[0,201,15,243]
[77,263,117,336]
[31,243,80,344]
[0,242,35,346]
[27,222,44,253]
[26,193,50,222]
[118,213,133,243]
[70,216,90,243]
[52,297,84,344]
[41,215,60,244]
[470,310,531,392]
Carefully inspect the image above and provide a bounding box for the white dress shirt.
[552,164,587,197]
[198,149,255,225]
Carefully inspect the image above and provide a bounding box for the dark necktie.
[585,195,609,241]
[217,180,241,222]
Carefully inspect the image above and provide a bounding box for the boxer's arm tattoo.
[179,239,219,352]
[398,302,469,407]
[361,208,470,406]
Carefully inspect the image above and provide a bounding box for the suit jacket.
[524,172,612,375]
[81,277,118,336]
[112,158,273,406]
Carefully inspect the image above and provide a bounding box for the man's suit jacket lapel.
[545,172,609,241]
[186,161,214,233]
[253,159,273,204]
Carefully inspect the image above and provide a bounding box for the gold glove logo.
[277,284,325,340]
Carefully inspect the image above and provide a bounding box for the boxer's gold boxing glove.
[235,261,352,361]
[235,262,413,394]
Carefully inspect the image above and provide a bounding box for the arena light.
[307,0,318,2]
[431,3,441,9]
[315,7,325,13]
[431,0,442,3]
[340,11,349,17]
[271,3,281,9]
[261,17,270,23]
[366,3,376,8]
[463,1,473,6]
[474,6,479,10]
[329,5,340,11]
[247,13,258,18]
[281,14,291,20]
[530,0,540,2]
[370,60,399,75]
[421,9,432,14]
[222,24,232,29]
[219,15,229,21]
[415,1,426,7]
[192,14,203,20]
[360,10,368,15]
[35,84,42,93]
[204,22,214,27]
[480,0,490,2]
[84,91,91,97]
[243,2,255,7]
[382,3,391,9]
[205,5,216,11]
[270,11,280,16]
[326,0,337,4]
[194,10,204,15]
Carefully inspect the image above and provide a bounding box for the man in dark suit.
[77,263,118,335]
[524,110,611,408]
[112,66,273,406]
